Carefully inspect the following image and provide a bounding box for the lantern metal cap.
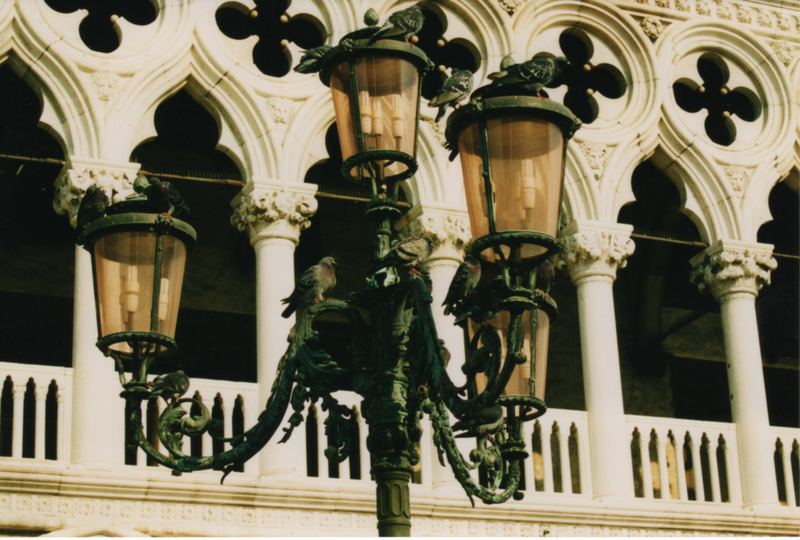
[78,199,197,251]
[318,37,433,87]
[445,95,581,157]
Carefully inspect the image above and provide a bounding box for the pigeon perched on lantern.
[428,68,473,122]
[368,5,425,44]
[281,256,338,318]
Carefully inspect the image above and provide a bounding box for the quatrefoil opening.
[414,3,480,100]
[673,52,762,146]
[216,0,326,78]
[547,27,626,124]
[44,0,158,53]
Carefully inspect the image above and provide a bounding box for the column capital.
[690,240,777,300]
[558,220,635,283]
[53,158,141,227]
[399,207,471,264]
[231,182,318,244]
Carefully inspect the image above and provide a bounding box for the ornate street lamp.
[76,9,580,538]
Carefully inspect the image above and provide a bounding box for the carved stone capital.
[558,221,635,283]
[690,240,777,300]
[400,208,471,264]
[52,159,140,227]
[231,183,318,244]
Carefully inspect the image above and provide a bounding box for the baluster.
[316,405,328,478]
[689,431,706,502]
[521,422,535,492]
[11,383,25,458]
[639,428,654,499]
[557,421,572,494]
[780,438,797,507]
[57,383,68,462]
[673,431,688,501]
[577,421,591,495]
[656,428,669,499]
[706,434,721,502]
[34,382,46,459]
[418,418,432,486]
[541,421,554,493]
[359,413,369,481]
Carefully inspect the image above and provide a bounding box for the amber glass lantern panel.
[330,56,420,179]
[93,231,187,354]
[471,308,550,400]
[458,117,565,259]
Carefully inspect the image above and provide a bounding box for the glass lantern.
[321,39,431,185]
[446,96,579,264]
[80,200,196,359]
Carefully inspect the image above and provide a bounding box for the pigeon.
[149,370,190,401]
[294,44,332,74]
[381,236,433,271]
[428,69,473,122]
[537,259,555,293]
[76,185,109,231]
[134,175,190,217]
[368,5,425,44]
[452,404,504,437]
[442,257,481,315]
[488,54,568,93]
[281,256,338,318]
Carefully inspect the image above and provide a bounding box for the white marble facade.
[0,0,798,536]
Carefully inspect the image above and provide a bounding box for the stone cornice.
[558,221,636,283]
[399,207,471,264]
[52,159,140,227]
[690,239,777,299]
[231,183,318,244]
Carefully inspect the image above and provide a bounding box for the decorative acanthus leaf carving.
[265,97,300,126]
[53,163,138,227]
[690,241,777,298]
[497,0,528,15]
[630,0,797,31]
[90,71,123,102]
[231,185,318,233]
[558,223,635,281]
[405,210,471,258]
[640,16,665,41]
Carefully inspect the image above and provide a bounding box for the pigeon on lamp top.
[489,54,567,94]
[294,44,332,74]
[452,404,504,437]
[381,236,433,272]
[442,257,481,315]
[368,5,425,44]
[134,175,190,217]
[76,185,109,231]
[428,69,473,122]
[149,370,190,401]
[281,256,338,318]
[536,258,555,293]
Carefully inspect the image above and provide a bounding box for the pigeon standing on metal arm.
[381,236,433,272]
[428,69,473,122]
[281,256,338,318]
[368,5,425,44]
[76,185,109,231]
[294,44,332,74]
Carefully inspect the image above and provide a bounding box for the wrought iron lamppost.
[76,9,579,538]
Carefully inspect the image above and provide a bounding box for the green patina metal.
[78,44,583,539]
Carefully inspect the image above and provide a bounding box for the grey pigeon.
[382,236,433,270]
[294,44,332,74]
[452,404,504,437]
[76,185,109,231]
[428,69,473,122]
[149,370,190,401]
[442,257,481,315]
[368,5,424,44]
[135,175,190,217]
[281,256,338,318]
[537,259,555,293]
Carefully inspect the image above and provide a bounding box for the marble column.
[53,158,139,468]
[560,220,636,500]
[690,240,778,507]
[232,182,318,480]
[402,208,471,490]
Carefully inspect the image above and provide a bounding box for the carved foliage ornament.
[231,186,318,232]
[632,0,799,32]
[690,245,777,297]
[406,211,471,252]
[53,165,137,226]
[558,227,635,278]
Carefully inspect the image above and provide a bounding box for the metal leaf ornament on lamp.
[297,9,433,186]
